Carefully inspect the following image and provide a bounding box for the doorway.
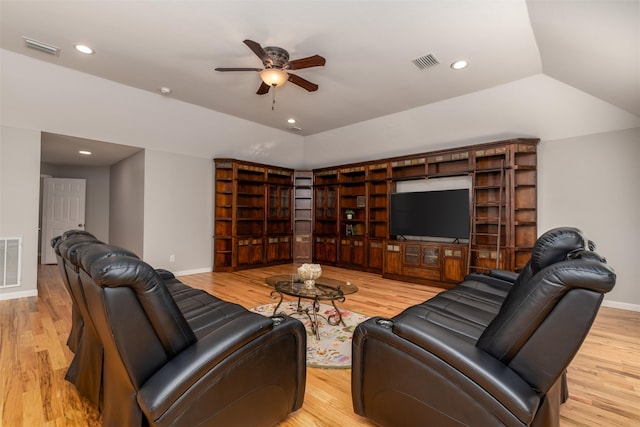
[40,177,86,264]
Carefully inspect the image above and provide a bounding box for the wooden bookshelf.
[213,159,293,271]
[214,138,538,284]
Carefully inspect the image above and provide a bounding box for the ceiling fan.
[215,39,326,95]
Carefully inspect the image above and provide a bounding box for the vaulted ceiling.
[2,0,638,141]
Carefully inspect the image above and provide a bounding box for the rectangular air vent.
[23,37,60,55]
[411,53,440,70]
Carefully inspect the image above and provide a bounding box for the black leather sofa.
[52,231,306,426]
[351,227,616,427]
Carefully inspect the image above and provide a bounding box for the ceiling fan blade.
[215,67,262,72]
[287,55,326,70]
[288,73,319,92]
[243,39,271,65]
[256,81,271,95]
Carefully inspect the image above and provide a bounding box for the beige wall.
[538,127,640,309]
[0,126,41,299]
[109,151,145,256]
[143,150,213,273]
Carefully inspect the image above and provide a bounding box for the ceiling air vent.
[411,53,440,70]
[23,37,60,56]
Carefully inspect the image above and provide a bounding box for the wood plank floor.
[1,264,638,426]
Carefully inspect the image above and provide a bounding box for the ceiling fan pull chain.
[272,87,276,110]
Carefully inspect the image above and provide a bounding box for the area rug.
[250,301,369,369]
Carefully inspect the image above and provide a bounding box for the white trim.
[174,267,213,277]
[0,289,38,301]
[602,300,640,313]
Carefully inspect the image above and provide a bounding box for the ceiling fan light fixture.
[260,68,288,87]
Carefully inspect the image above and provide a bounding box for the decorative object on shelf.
[345,209,355,220]
[250,301,370,368]
[346,224,354,236]
[298,263,322,289]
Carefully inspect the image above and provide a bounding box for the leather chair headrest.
[78,243,139,274]
[529,227,586,274]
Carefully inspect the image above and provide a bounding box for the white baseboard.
[602,300,640,312]
[0,289,38,301]
[174,267,213,277]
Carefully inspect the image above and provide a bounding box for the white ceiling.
[1,0,638,164]
[40,132,142,167]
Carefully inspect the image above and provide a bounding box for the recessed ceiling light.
[159,87,172,95]
[78,150,92,155]
[451,60,468,70]
[287,118,296,124]
[74,44,94,54]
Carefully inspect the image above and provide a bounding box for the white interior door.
[41,177,86,264]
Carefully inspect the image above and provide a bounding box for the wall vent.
[1,238,22,288]
[411,53,440,70]
[23,37,61,56]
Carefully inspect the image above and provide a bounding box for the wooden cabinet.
[367,162,389,242]
[383,243,402,276]
[336,166,367,268]
[402,242,441,281]
[314,236,337,264]
[266,236,291,263]
[511,145,538,271]
[313,169,338,256]
[237,237,264,267]
[367,239,384,272]
[468,141,538,274]
[213,161,234,270]
[339,238,366,267]
[213,159,292,271]
[383,241,467,285]
[441,246,467,283]
[266,168,292,262]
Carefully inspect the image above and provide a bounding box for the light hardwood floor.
[1,264,638,426]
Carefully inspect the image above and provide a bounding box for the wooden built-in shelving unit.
[213,159,293,271]
[293,171,313,263]
[214,138,538,287]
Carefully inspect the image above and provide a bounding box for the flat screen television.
[390,189,470,240]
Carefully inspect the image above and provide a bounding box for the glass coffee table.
[264,274,358,339]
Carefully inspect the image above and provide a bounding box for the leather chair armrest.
[137,314,273,420]
[463,272,514,292]
[489,269,519,283]
[155,269,176,280]
[371,316,540,424]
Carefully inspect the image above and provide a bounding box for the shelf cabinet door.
[441,247,466,283]
[314,237,337,263]
[339,238,365,267]
[384,243,403,276]
[293,234,312,262]
[237,238,264,267]
[367,239,384,272]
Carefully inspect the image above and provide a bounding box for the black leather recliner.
[51,229,101,353]
[52,235,306,426]
[351,227,616,427]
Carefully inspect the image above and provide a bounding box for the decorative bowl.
[297,263,322,289]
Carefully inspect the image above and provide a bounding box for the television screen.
[390,189,470,239]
